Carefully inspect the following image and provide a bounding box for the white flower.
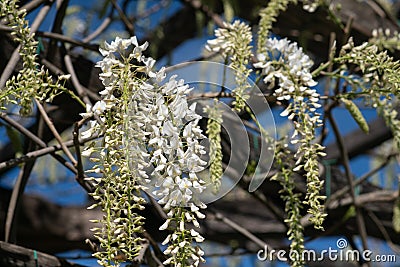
[92,100,106,115]
[155,67,166,83]
[58,74,71,80]
[254,37,319,107]
[105,36,132,52]
[97,50,120,71]
[81,147,94,157]
[162,177,174,188]
[280,107,291,117]
[79,103,93,119]
[90,35,208,267]
[161,121,177,137]
[303,0,319,12]
[206,20,252,57]
[162,234,171,245]
[255,37,326,230]
[81,120,98,139]
[132,40,149,61]
[140,56,156,76]
[159,219,171,230]
[190,229,206,242]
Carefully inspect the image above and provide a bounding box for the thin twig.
[0,24,99,52]
[37,31,99,52]
[46,0,69,60]
[20,0,49,14]
[328,114,371,267]
[64,54,92,106]
[319,32,336,145]
[367,210,400,254]
[0,133,99,171]
[221,162,286,223]
[184,0,225,28]
[187,91,234,99]
[330,190,398,208]
[109,0,134,35]
[5,105,42,242]
[209,208,275,252]
[135,0,171,21]
[147,246,165,267]
[343,15,354,44]
[135,240,149,263]
[243,180,286,222]
[34,99,77,165]
[5,160,36,243]
[0,113,51,150]
[327,152,398,206]
[73,122,85,184]
[0,111,77,175]
[141,230,167,263]
[82,6,114,43]
[163,51,220,71]
[40,58,101,101]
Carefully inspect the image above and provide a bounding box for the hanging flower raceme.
[204,101,223,194]
[254,37,326,228]
[206,20,253,111]
[82,36,207,267]
[0,0,71,115]
[203,20,253,197]
[134,74,208,267]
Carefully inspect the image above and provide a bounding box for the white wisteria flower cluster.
[140,72,208,267]
[206,20,253,111]
[254,37,318,97]
[126,66,208,267]
[82,36,207,267]
[254,37,326,228]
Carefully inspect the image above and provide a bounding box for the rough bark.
[0,241,85,267]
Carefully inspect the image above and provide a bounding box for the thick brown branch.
[0,241,85,267]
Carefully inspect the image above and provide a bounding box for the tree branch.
[0,241,85,267]
[328,113,371,267]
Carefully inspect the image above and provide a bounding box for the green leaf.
[341,98,369,133]
[342,205,356,222]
